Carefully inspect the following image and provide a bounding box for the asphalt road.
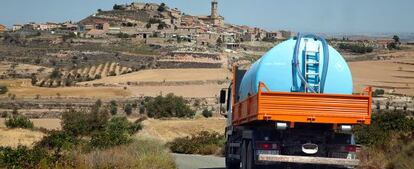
[172,153,226,169]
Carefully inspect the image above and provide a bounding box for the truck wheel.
[226,143,240,169]
[241,141,257,169]
[241,141,247,169]
[226,157,240,169]
[246,141,258,169]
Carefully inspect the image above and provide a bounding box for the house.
[85,29,107,38]
[266,31,283,41]
[12,24,23,31]
[78,17,110,32]
[0,24,6,32]
[60,22,77,31]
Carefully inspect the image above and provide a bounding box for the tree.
[50,68,62,79]
[392,35,400,44]
[113,4,123,10]
[124,104,133,116]
[157,22,168,30]
[31,74,38,85]
[202,108,213,118]
[146,23,152,29]
[109,100,118,115]
[145,93,195,118]
[158,3,166,12]
[216,38,223,46]
[0,85,8,94]
[97,9,102,13]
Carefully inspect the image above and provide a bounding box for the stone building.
[198,0,224,27]
[0,24,6,32]
[12,24,22,31]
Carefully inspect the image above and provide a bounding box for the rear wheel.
[241,140,258,169]
[226,143,240,169]
[226,156,240,169]
[241,141,247,169]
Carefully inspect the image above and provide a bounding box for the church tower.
[211,0,218,19]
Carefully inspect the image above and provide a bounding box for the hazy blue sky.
[1,0,413,33]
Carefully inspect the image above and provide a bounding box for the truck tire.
[241,141,257,169]
[225,143,240,169]
[226,157,240,169]
[241,141,247,169]
[246,141,258,169]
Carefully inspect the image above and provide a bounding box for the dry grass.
[71,139,176,169]
[0,79,131,99]
[79,68,231,84]
[0,127,44,148]
[128,84,229,98]
[136,118,226,143]
[349,56,414,95]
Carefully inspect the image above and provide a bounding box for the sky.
[1,0,413,34]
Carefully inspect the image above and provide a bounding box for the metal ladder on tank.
[303,40,321,93]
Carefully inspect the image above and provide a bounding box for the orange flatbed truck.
[219,67,372,169]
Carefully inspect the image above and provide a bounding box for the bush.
[354,109,414,146]
[338,43,374,54]
[169,131,224,155]
[0,146,49,168]
[202,108,213,118]
[89,117,133,149]
[373,89,385,97]
[5,115,34,129]
[61,109,109,136]
[124,104,133,116]
[109,100,118,115]
[145,93,195,118]
[0,85,8,94]
[36,130,76,151]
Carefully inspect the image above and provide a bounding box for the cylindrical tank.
[239,37,353,101]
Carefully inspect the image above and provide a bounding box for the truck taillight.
[345,145,358,152]
[256,143,278,150]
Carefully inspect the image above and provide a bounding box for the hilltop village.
[5,1,294,47]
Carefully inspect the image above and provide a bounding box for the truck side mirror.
[220,90,226,104]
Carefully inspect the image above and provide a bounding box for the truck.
[219,33,372,169]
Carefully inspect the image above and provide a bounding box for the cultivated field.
[79,68,231,84]
[0,79,130,99]
[0,127,44,148]
[349,56,414,95]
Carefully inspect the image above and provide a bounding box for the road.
[172,153,225,169]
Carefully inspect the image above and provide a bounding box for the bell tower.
[211,0,218,19]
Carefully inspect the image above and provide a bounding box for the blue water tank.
[238,37,353,101]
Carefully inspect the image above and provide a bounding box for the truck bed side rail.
[233,82,372,126]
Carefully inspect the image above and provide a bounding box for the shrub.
[50,68,62,79]
[145,93,195,118]
[354,109,414,146]
[338,43,374,54]
[61,109,92,136]
[5,115,34,129]
[0,85,8,94]
[36,130,76,151]
[0,146,49,168]
[158,3,166,12]
[124,104,133,116]
[109,100,118,115]
[89,117,132,149]
[373,89,385,97]
[202,108,213,118]
[169,131,224,155]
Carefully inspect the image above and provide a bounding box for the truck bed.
[232,82,372,126]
